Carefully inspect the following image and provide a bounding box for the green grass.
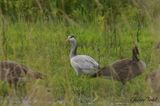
[0,20,159,106]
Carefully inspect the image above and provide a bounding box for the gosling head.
[133,46,139,55]
[132,46,140,61]
[33,72,45,79]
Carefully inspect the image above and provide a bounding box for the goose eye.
[70,36,74,38]
[68,35,75,40]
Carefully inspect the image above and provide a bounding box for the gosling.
[97,46,146,84]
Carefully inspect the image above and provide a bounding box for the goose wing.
[71,55,99,74]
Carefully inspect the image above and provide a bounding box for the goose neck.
[70,41,77,58]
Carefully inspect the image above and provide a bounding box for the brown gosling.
[0,61,44,87]
[97,46,146,85]
[147,67,160,95]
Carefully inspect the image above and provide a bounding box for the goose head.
[67,35,77,45]
[67,35,77,58]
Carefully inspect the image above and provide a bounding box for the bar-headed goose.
[97,46,146,84]
[0,61,44,87]
[67,35,100,76]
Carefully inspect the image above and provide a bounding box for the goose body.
[67,35,100,76]
[71,55,99,75]
[98,46,146,84]
[0,61,43,87]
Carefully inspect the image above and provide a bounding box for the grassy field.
[0,20,160,106]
